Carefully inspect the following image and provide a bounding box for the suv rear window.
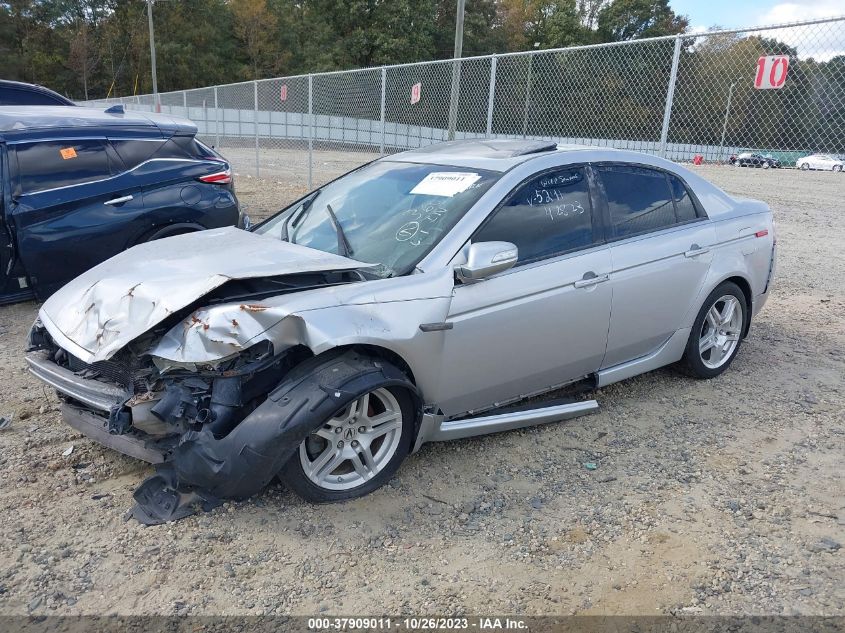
[14,140,113,194]
[110,139,165,170]
[110,136,219,171]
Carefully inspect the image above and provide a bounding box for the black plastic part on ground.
[129,350,420,525]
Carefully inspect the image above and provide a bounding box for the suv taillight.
[197,168,232,184]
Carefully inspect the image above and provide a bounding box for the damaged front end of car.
[27,311,315,518]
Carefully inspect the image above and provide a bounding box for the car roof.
[386,139,687,174]
[0,79,76,106]
[0,105,197,140]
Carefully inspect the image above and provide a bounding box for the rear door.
[595,164,716,368]
[8,137,146,297]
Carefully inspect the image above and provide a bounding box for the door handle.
[104,195,134,206]
[684,244,710,258]
[574,273,609,289]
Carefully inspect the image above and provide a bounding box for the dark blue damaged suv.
[0,105,245,303]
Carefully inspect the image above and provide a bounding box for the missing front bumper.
[62,403,167,464]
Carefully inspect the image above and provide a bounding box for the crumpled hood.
[39,227,369,362]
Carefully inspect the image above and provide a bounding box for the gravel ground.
[0,161,842,617]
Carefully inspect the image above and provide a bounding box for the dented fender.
[150,268,457,402]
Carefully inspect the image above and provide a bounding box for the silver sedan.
[26,139,776,522]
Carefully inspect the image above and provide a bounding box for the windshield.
[255,161,500,277]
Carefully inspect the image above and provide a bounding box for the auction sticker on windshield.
[410,172,481,197]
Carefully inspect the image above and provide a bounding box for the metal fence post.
[486,55,497,137]
[659,34,682,158]
[214,86,220,149]
[718,82,736,163]
[380,67,386,155]
[307,74,313,190]
[447,58,462,141]
[254,81,260,177]
[522,52,534,137]
[182,90,187,109]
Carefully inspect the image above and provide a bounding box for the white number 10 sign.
[754,55,789,89]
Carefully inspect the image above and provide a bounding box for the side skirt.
[412,399,598,451]
[596,327,690,388]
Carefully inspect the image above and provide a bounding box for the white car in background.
[796,154,844,172]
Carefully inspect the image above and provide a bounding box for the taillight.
[197,168,232,184]
[754,229,769,238]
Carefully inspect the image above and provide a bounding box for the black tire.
[834,165,843,173]
[280,356,416,503]
[800,162,809,170]
[681,282,747,379]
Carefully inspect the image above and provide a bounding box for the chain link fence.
[87,15,845,188]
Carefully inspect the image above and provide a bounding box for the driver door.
[435,165,612,417]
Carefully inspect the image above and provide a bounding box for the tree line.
[1,0,689,100]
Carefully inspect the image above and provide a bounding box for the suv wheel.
[681,282,747,379]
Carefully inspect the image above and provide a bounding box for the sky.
[671,0,844,31]
[670,0,845,60]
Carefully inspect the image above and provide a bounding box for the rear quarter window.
[13,140,114,194]
[110,139,165,170]
[669,175,699,223]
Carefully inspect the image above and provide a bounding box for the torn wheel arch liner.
[131,349,422,524]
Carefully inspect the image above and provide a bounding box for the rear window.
[14,140,114,194]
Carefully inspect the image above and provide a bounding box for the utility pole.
[446,0,466,141]
[146,0,159,112]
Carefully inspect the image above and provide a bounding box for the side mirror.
[456,241,518,283]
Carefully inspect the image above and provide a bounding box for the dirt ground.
[0,161,843,617]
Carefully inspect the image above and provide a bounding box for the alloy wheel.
[299,388,403,491]
[698,295,743,369]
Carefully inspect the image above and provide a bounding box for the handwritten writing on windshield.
[396,203,447,246]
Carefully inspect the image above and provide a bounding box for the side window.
[669,174,699,222]
[597,165,676,238]
[13,140,113,195]
[474,166,594,264]
[0,87,66,106]
[110,139,165,170]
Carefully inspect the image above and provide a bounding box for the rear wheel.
[834,165,843,173]
[762,161,770,169]
[800,162,809,170]
[681,282,747,379]
[144,227,198,242]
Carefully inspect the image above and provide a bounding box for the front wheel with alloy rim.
[281,380,415,503]
[681,282,747,378]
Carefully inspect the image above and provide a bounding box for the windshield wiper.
[281,192,318,243]
[325,203,354,258]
